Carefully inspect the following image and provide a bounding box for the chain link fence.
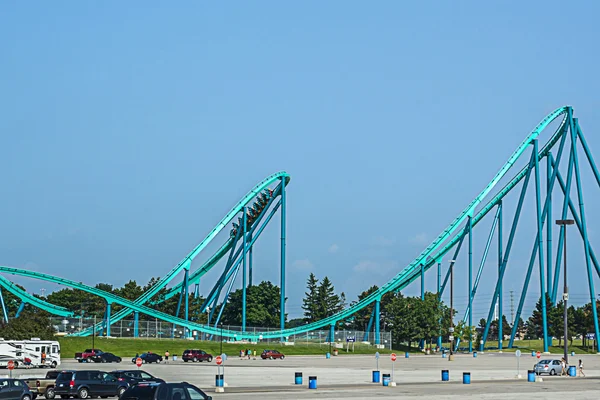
[51,317,392,349]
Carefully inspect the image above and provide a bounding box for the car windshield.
[57,372,73,381]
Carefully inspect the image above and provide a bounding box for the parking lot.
[6,352,600,399]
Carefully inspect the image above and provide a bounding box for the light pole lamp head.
[556,219,575,225]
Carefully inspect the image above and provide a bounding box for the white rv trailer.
[0,338,61,368]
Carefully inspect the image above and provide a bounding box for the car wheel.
[550,369,556,376]
[45,387,56,399]
[117,358,122,363]
[270,356,273,360]
[281,355,285,360]
[193,357,198,362]
[78,388,89,399]
[101,358,107,363]
[51,361,57,368]
[207,357,213,362]
[22,395,31,400]
[118,387,126,397]
[14,361,19,368]
[183,359,188,362]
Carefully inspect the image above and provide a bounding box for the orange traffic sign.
[391,353,397,361]
[216,356,223,365]
[7,361,14,370]
[536,351,541,359]
[136,357,143,367]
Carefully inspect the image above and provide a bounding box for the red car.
[75,349,103,363]
[182,349,213,362]
[261,350,285,360]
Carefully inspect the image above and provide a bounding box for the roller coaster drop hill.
[2,106,600,353]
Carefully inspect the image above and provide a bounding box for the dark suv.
[0,378,33,400]
[54,370,128,399]
[110,370,165,386]
[120,382,212,400]
[182,350,213,363]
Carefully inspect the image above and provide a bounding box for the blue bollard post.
[295,372,302,385]
[215,374,224,387]
[326,352,331,359]
[442,353,447,358]
[382,374,390,386]
[441,370,449,381]
[571,351,575,357]
[372,370,381,383]
[405,352,409,359]
[531,351,536,357]
[308,376,317,389]
[527,370,535,382]
[463,372,471,384]
[473,352,477,358]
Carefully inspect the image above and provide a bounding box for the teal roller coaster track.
[2,106,600,353]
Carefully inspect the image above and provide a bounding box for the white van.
[0,338,61,368]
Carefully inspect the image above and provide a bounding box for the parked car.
[0,378,34,400]
[75,349,104,363]
[131,353,162,364]
[110,370,164,386]
[54,370,128,399]
[260,350,284,360]
[182,350,213,363]
[120,382,212,400]
[24,370,60,399]
[90,352,122,363]
[534,359,562,375]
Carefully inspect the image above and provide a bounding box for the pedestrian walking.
[165,350,170,364]
[578,359,585,377]
[560,358,567,376]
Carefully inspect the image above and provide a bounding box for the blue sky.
[2,1,600,323]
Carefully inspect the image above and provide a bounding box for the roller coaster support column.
[577,123,600,188]
[547,154,553,295]
[572,117,600,353]
[533,139,550,353]
[468,216,473,352]
[364,307,375,341]
[105,302,112,337]
[248,233,253,287]
[134,311,139,338]
[0,288,8,323]
[242,206,248,333]
[497,202,503,351]
[483,147,535,346]
[280,177,287,339]
[437,261,442,350]
[419,263,424,349]
[329,324,335,345]
[15,302,26,318]
[184,269,189,337]
[375,298,381,345]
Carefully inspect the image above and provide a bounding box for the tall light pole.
[448,260,456,361]
[556,219,574,364]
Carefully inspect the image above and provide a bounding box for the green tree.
[301,273,319,323]
[220,281,286,327]
[0,309,55,340]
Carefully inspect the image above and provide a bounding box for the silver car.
[534,359,562,375]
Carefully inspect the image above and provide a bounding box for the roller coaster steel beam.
[248,233,253,287]
[508,125,569,348]
[577,125,600,188]
[468,216,473,352]
[533,139,550,353]
[0,276,72,317]
[462,206,499,327]
[204,197,283,313]
[15,302,25,318]
[242,206,248,333]
[439,231,467,297]
[437,261,442,349]
[280,176,287,339]
[0,288,8,323]
[550,156,600,298]
[547,153,553,295]
[483,146,536,346]
[363,307,375,341]
[213,261,242,331]
[374,298,380,345]
[570,117,600,353]
[497,201,503,350]
[419,263,424,349]
[134,312,139,338]
[105,302,112,337]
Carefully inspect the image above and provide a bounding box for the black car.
[0,378,33,400]
[91,352,122,363]
[131,353,162,364]
[110,370,164,386]
[120,382,212,400]
[54,370,128,399]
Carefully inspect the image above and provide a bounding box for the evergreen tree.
[301,273,319,323]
